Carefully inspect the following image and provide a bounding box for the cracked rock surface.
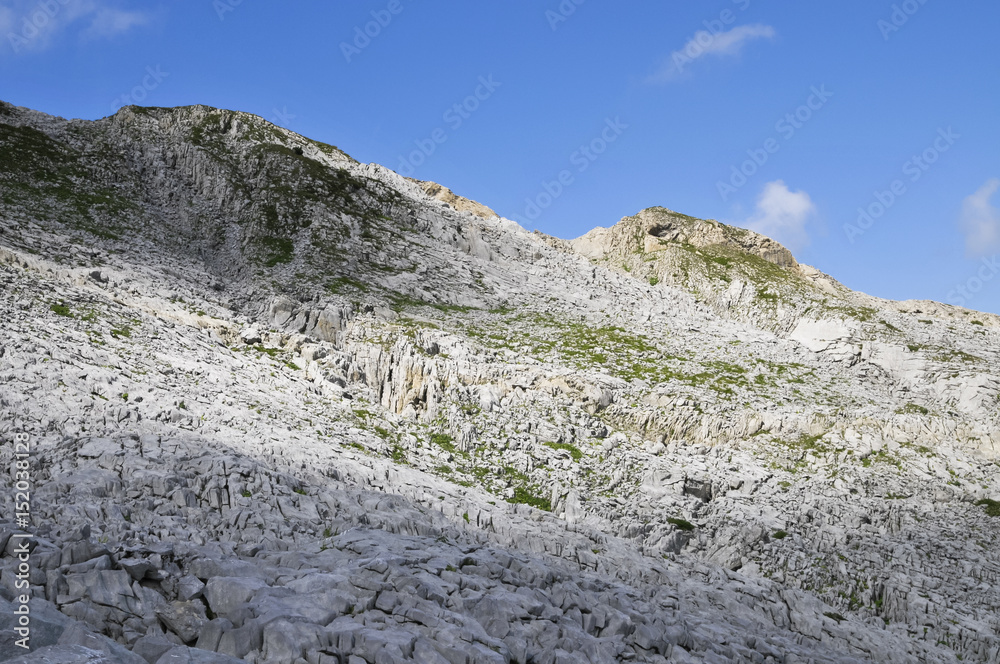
[0,100,998,662]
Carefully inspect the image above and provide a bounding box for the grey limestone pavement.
[0,100,997,662]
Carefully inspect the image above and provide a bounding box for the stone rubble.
[0,99,997,662]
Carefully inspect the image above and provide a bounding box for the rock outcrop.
[414,180,498,220]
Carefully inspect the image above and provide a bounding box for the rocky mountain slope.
[0,100,998,664]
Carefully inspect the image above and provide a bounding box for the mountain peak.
[573,205,799,271]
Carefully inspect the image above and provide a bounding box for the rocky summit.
[0,100,998,664]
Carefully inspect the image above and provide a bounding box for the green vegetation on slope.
[0,123,136,238]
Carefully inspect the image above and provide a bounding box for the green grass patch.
[326,276,370,294]
[509,486,551,511]
[931,348,981,364]
[49,303,73,317]
[431,433,457,454]
[860,449,902,469]
[667,517,695,532]
[823,303,878,322]
[793,432,828,452]
[260,237,295,267]
[502,466,529,483]
[975,498,1000,517]
[542,441,583,462]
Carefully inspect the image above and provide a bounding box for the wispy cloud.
[740,180,816,250]
[960,178,1000,258]
[81,7,148,40]
[693,23,776,57]
[649,23,776,83]
[3,1,150,54]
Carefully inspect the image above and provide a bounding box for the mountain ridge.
[3,96,995,325]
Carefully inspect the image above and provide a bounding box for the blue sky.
[3,0,1000,313]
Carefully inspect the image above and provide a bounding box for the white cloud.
[960,178,1000,257]
[2,1,149,54]
[648,23,776,83]
[741,180,816,250]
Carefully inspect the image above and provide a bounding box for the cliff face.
[1,100,999,664]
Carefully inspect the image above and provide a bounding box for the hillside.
[0,100,998,664]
